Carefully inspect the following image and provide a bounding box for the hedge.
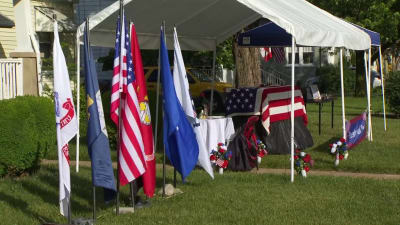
[386,71,400,115]
[0,96,55,177]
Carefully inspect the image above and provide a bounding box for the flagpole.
[161,21,167,197]
[129,20,136,211]
[54,13,73,224]
[116,0,124,216]
[209,43,217,116]
[84,17,97,223]
[76,22,81,173]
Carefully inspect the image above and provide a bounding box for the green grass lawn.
[44,96,400,174]
[0,165,399,225]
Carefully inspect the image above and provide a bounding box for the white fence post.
[0,58,24,100]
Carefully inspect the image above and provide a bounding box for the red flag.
[130,24,156,198]
[263,47,273,62]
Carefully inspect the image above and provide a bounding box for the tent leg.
[339,48,346,140]
[364,51,371,141]
[75,29,80,173]
[368,48,373,141]
[209,45,217,116]
[379,46,386,131]
[290,37,295,183]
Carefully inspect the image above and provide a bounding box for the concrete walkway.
[41,160,400,180]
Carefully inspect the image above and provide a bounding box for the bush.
[316,65,356,96]
[0,96,55,177]
[385,71,400,115]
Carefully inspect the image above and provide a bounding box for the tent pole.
[75,27,81,173]
[378,46,386,131]
[363,51,371,141]
[209,43,217,116]
[368,48,373,141]
[290,37,295,183]
[339,48,346,140]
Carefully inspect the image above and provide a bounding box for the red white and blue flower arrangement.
[329,138,348,166]
[294,150,314,177]
[210,143,232,174]
[256,139,268,164]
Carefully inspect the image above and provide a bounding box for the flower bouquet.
[329,138,348,166]
[256,139,268,164]
[294,150,314,177]
[210,143,232,174]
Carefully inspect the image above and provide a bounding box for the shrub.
[385,71,400,115]
[316,65,356,96]
[0,96,55,177]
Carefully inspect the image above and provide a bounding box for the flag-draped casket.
[226,86,313,154]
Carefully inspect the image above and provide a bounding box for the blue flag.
[84,24,116,200]
[160,27,199,181]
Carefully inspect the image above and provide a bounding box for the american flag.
[271,47,286,64]
[215,158,225,168]
[263,47,272,62]
[111,15,146,186]
[226,86,307,134]
[225,87,261,116]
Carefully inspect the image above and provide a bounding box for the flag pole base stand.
[158,183,183,197]
[114,207,135,214]
[41,218,94,225]
[71,218,94,225]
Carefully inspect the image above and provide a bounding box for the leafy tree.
[308,0,400,95]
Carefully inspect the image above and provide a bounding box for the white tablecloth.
[199,117,235,153]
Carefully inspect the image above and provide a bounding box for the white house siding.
[0,0,16,58]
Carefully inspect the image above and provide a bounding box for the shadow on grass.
[0,191,53,224]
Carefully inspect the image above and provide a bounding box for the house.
[0,0,75,99]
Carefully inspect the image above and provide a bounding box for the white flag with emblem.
[173,27,214,179]
[53,21,78,217]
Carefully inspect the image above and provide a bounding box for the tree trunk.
[233,41,261,88]
[355,50,366,96]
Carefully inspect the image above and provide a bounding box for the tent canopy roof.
[352,23,381,46]
[78,0,371,51]
[238,22,380,48]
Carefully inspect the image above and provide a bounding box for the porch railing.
[0,58,23,100]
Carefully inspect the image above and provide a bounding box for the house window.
[37,32,52,58]
[302,47,314,64]
[286,47,314,65]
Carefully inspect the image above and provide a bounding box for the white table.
[199,117,235,153]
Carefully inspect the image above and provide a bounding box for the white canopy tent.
[75,0,371,181]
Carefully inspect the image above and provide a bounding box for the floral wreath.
[294,150,313,177]
[256,139,268,158]
[329,138,348,166]
[210,143,232,169]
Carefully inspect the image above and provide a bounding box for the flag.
[130,23,156,197]
[83,22,116,201]
[225,86,307,134]
[263,47,273,62]
[173,27,213,179]
[346,113,367,149]
[160,27,199,181]
[111,15,146,186]
[271,47,286,64]
[53,21,78,217]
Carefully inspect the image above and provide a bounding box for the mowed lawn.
[6,95,398,224]
[0,165,399,225]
